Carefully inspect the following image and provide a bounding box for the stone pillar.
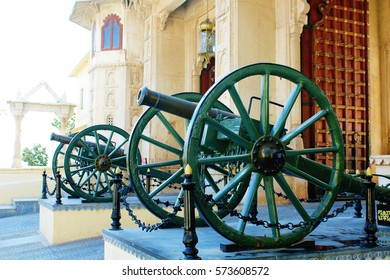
[11,112,25,168]
[288,0,309,132]
[385,44,390,153]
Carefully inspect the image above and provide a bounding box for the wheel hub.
[252,136,286,175]
[95,155,112,172]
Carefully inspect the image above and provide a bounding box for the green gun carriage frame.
[51,62,390,249]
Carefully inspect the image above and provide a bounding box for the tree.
[51,113,76,135]
[21,143,48,166]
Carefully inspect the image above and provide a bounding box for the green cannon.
[130,62,390,249]
[50,125,130,202]
[51,62,390,249]
[50,92,227,205]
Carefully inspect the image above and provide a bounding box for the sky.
[0,1,90,168]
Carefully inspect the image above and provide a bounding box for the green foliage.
[51,113,76,135]
[21,143,48,166]
[0,109,7,116]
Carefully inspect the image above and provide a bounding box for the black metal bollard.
[55,171,62,205]
[146,168,151,193]
[41,170,48,199]
[354,194,362,218]
[364,168,377,247]
[110,168,123,231]
[182,164,201,260]
[353,170,362,218]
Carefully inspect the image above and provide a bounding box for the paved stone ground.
[0,214,104,260]
[1,200,389,260]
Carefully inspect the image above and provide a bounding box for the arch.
[101,14,123,50]
[7,82,75,168]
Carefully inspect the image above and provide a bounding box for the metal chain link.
[120,182,182,232]
[205,192,356,230]
[45,175,58,196]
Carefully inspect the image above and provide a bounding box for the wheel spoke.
[204,168,222,193]
[198,153,251,166]
[280,109,328,145]
[174,188,185,208]
[260,73,270,136]
[212,164,254,202]
[140,134,182,156]
[76,170,87,187]
[108,138,128,157]
[111,155,127,163]
[283,162,333,191]
[79,169,98,188]
[205,116,253,150]
[78,138,98,158]
[228,85,260,141]
[70,164,95,175]
[93,131,102,154]
[156,112,185,148]
[94,171,102,197]
[105,168,116,178]
[138,159,182,170]
[103,130,115,155]
[103,172,111,189]
[263,176,280,239]
[237,172,261,233]
[69,153,95,163]
[271,82,303,137]
[286,146,339,157]
[274,173,310,221]
[149,167,184,198]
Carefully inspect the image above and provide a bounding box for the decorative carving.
[107,71,116,86]
[218,0,229,17]
[159,10,170,31]
[218,15,228,46]
[145,16,152,39]
[106,92,115,107]
[290,0,310,35]
[132,0,155,19]
[21,81,62,103]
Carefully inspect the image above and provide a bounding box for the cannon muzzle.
[50,132,125,156]
[50,132,73,145]
[137,86,237,119]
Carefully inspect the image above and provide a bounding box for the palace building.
[69,0,390,200]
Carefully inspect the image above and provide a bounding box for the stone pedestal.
[39,197,155,244]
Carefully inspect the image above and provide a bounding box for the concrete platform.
[39,196,162,244]
[0,213,104,260]
[0,198,39,218]
[103,202,390,260]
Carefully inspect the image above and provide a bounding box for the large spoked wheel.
[184,63,344,248]
[52,133,79,198]
[64,125,130,202]
[128,92,248,226]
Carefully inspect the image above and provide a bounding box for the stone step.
[0,198,40,218]
[13,198,40,215]
[0,204,17,218]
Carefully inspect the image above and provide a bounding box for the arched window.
[101,14,123,51]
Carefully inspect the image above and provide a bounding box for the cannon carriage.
[51,62,390,249]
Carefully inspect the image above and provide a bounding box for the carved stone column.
[11,111,25,168]
[288,0,309,138]
[385,43,390,153]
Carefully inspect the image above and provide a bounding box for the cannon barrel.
[137,86,238,119]
[50,132,125,156]
[50,132,74,145]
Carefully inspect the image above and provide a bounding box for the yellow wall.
[39,199,162,244]
[0,167,45,204]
